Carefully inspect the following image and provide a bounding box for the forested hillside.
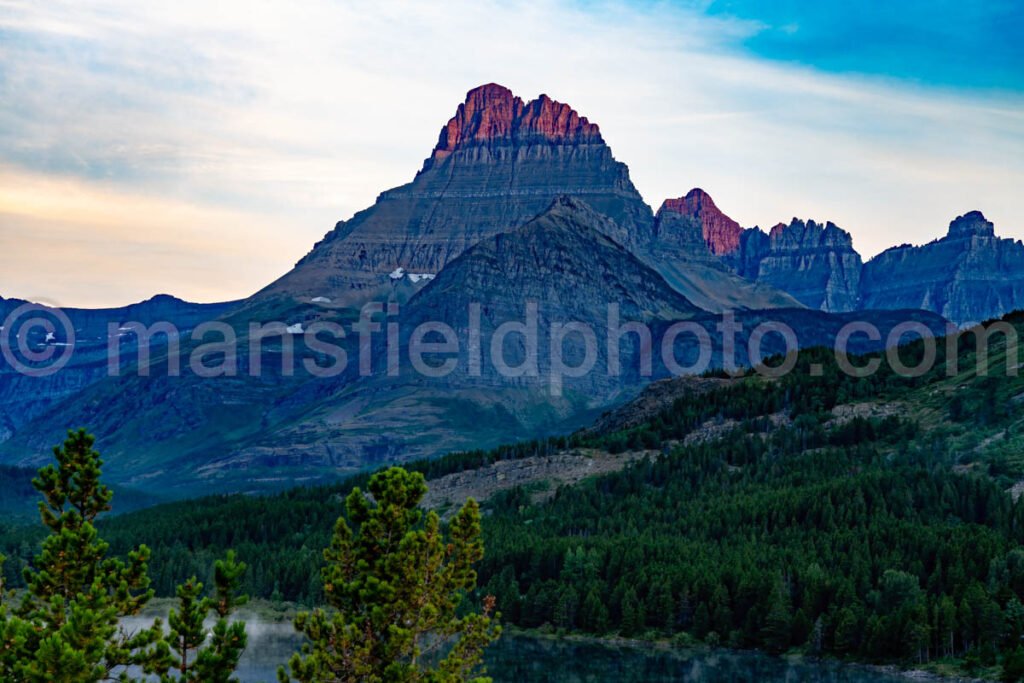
[4,315,1024,673]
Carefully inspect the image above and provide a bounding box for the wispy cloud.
[1,0,1022,306]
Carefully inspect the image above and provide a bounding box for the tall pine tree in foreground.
[279,467,501,683]
[0,429,248,682]
[162,550,248,683]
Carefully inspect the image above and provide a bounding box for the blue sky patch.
[702,0,1024,91]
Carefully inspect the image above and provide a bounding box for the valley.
[5,315,1023,678]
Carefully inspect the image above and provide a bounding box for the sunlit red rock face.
[430,83,603,163]
[658,189,742,256]
[657,188,862,313]
[648,192,802,312]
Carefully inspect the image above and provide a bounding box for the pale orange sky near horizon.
[2,1,1023,309]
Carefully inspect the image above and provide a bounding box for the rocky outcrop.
[650,189,859,312]
[732,219,863,312]
[396,196,700,395]
[258,84,654,305]
[420,448,650,513]
[429,83,602,162]
[861,211,1024,325]
[659,188,742,256]
[589,375,733,434]
[649,202,801,312]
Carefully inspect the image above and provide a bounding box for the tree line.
[0,430,497,682]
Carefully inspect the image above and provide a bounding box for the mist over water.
[488,636,918,683]
[139,619,921,682]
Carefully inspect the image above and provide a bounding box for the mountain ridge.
[1,82,1018,499]
[659,185,1022,323]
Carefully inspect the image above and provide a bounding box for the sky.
[1,0,1023,308]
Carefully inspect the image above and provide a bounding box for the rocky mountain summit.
[657,189,861,312]
[735,218,864,312]
[649,199,801,312]
[947,210,997,239]
[427,83,602,162]
[862,211,1024,325]
[257,83,655,305]
[659,188,742,256]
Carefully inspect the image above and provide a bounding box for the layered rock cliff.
[258,84,654,305]
[650,201,801,312]
[735,219,864,312]
[655,188,861,312]
[659,188,743,256]
[861,211,1024,325]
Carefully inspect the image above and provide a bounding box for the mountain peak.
[142,293,185,305]
[658,188,741,255]
[545,194,592,214]
[947,210,995,238]
[409,195,699,330]
[768,218,855,248]
[431,84,602,161]
[467,82,514,101]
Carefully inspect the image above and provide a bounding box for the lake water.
[228,622,922,682]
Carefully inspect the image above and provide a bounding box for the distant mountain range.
[0,294,237,443]
[256,83,1022,326]
[0,83,1018,498]
[670,188,1024,323]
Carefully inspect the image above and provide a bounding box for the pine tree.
[166,578,208,680]
[279,467,500,683]
[832,607,859,656]
[0,429,248,683]
[649,580,675,631]
[553,586,579,631]
[693,603,711,640]
[937,596,958,657]
[0,429,168,682]
[580,588,609,633]
[163,551,248,683]
[1005,647,1024,683]
[762,583,793,653]
[620,588,645,637]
